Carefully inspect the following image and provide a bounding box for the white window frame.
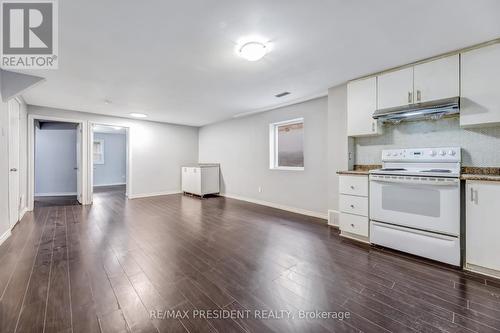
[269,117,304,171]
[93,138,105,165]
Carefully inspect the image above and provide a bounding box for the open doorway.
[34,121,81,208]
[91,124,128,200]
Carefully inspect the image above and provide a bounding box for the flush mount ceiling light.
[129,112,147,118]
[236,37,270,62]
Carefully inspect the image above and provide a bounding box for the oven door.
[369,174,460,236]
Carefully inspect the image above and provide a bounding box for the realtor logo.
[1,0,58,69]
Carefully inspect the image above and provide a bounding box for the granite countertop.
[337,170,371,175]
[337,164,381,176]
[460,167,500,182]
[461,174,500,181]
[338,166,500,181]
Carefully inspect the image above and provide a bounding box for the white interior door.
[89,125,95,203]
[76,123,82,204]
[8,99,20,227]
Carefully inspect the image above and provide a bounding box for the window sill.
[270,167,304,171]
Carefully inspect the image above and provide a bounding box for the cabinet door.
[466,181,500,272]
[190,168,201,194]
[414,55,459,103]
[182,167,201,194]
[461,43,500,127]
[347,77,380,136]
[377,67,414,109]
[182,167,193,193]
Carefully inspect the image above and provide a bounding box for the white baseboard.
[35,192,77,197]
[465,263,500,280]
[19,207,29,221]
[0,229,12,247]
[93,183,126,187]
[221,193,327,220]
[128,190,181,199]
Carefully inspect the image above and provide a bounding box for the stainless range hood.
[373,96,460,123]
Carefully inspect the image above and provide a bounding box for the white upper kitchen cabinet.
[347,77,380,137]
[466,181,500,278]
[413,55,459,103]
[377,67,414,110]
[460,43,500,127]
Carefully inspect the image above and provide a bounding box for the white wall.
[35,127,77,195]
[93,132,126,186]
[355,117,500,167]
[28,105,199,198]
[327,84,352,225]
[199,97,328,218]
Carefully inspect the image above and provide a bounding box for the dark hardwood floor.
[1,189,500,332]
[34,195,80,208]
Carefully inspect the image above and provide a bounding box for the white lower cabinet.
[338,174,370,243]
[466,180,500,278]
[181,164,220,197]
[340,214,369,238]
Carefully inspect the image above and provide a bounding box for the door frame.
[88,122,131,202]
[7,97,21,228]
[27,114,88,211]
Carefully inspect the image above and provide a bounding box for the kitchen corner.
[335,40,500,280]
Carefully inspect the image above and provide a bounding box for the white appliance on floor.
[181,164,220,197]
[369,147,461,266]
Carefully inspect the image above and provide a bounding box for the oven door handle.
[370,176,459,186]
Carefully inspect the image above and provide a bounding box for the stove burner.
[379,168,406,171]
[421,169,452,173]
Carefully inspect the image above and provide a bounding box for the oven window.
[381,185,440,217]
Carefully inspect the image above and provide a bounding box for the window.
[93,139,105,164]
[270,118,304,170]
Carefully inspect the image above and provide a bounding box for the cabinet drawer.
[339,175,368,196]
[340,213,369,237]
[340,195,368,216]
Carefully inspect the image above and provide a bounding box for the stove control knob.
[429,150,437,156]
[439,150,446,156]
[448,150,456,156]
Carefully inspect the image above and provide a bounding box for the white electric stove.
[369,147,462,266]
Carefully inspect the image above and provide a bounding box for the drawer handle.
[350,185,355,189]
[350,223,355,228]
[350,204,355,208]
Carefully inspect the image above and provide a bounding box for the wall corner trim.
[221,193,328,220]
[19,207,29,221]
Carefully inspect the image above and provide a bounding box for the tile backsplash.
[354,117,500,167]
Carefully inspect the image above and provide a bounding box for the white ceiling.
[20,0,500,127]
